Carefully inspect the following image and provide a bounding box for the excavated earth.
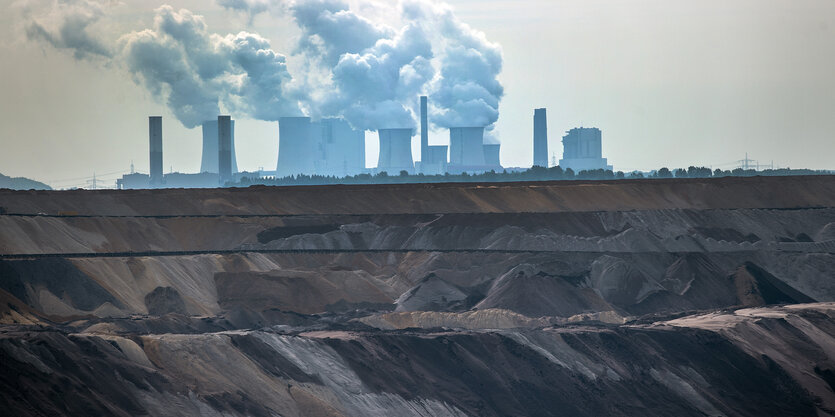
[1,176,835,416]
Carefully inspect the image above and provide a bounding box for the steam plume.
[23,0,504,133]
[23,0,112,60]
[119,6,300,128]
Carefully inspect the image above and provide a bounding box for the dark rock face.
[1,176,835,416]
[144,286,187,316]
[0,258,122,313]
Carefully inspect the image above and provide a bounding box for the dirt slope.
[1,176,834,416]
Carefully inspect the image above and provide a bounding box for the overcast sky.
[1,0,833,188]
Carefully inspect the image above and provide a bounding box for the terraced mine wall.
[3,175,835,216]
[2,176,835,416]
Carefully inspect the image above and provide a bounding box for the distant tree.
[564,168,575,178]
[615,171,625,179]
[630,171,645,179]
[399,170,409,177]
[377,171,388,178]
[687,166,712,178]
[548,166,564,180]
[687,166,699,177]
[656,167,672,178]
[674,168,688,178]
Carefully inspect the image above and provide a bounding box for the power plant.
[118,99,618,189]
[559,127,613,172]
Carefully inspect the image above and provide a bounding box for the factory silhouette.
[119,97,611,189]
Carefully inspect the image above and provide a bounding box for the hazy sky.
[1,0,833,188]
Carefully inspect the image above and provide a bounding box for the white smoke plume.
[119,6,301,128]
[216,0,283,24]
[223,0,505,131]
[318,21,435,130]
[291,0,392,67]
[404,0,503,128]
[22,0,503,132]
[217,0,273,16]
[22,0,113,60]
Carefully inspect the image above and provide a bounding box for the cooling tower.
[483,143,501,167]
[201,120,237,174]
[149,116,163,185]
[377,128,414,174]
[421,145,448,175]
[277,117,315,177]
[533,108,548,167]
[317,118,366,177]
[449,127,486,166]
[218,116,233,183]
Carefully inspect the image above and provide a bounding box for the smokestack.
[533,108,548,167]
[149,116,163,184]
[420,96,429,163]
[449,127,486,167]
[377,128,414,174]
[201,120,238,173]
[218,115,232,183]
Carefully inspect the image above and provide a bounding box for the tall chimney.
[533,108,548,167]
[218,115,232,184]
[201,119,237,173]
[149,116,163,184]
[420,96,429,164]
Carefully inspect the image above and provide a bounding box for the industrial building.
[533,108,548,167]
[276,117,366,178]
[377,128,415,174]
[201,119,238,174]
[559,127,613,172]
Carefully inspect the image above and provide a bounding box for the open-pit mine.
[2,176,835,416]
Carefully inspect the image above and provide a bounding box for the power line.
[45,169,131,184]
